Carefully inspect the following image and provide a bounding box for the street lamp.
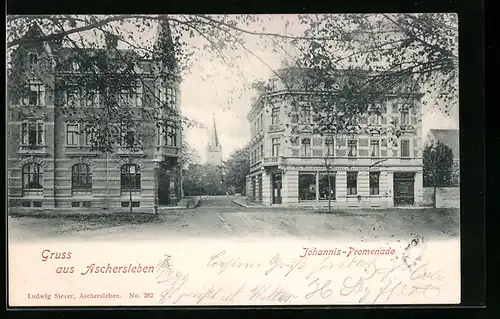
[152,157,163,215]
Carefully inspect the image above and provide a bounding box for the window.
[82,124,97,146]
[271,107,280,125]
[166,125,177,146]
[22,163,43,190]
[270,78,278,91]
[347,172,357,195]
[301,138,311,156]
[290,105,299,124]
[260,113,264,130]
[299,173,316,201]
[23,82,45,106]
[260,144,264,158]
[82,89,99,107]
[167,87,175,107]
[121,164,141,190]
[272,138,280,157]
[348,139,358,157]
[368,112,381,125]
[71,163,92,190]
[325,137,335,156]
[120,130,136,148]
[400,110,410,125]
[66,88,81,107]
[370,140,380,157]
[119,89,133,106]
[21,122,44,146]
[401,140,410,157]
[300,106,311,123]
[319,174,336,200]
[29,53,38,64]
[159,86,166,104]
[370,172,380,195]
[66,123,80,146]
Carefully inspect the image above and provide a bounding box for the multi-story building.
[245,67,424,208]
[7,22,183,213]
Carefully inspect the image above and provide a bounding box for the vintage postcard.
[6,13,460,307]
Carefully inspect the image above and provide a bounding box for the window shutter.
[136,82,143,107]
[39,85,46,106]
[21,123,28,144]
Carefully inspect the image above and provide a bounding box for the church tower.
[206,114,222,166]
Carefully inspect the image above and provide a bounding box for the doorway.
[272,172,282,204]
[158,168,171,205]
[393,172,415,206]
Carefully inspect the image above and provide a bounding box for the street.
[8,196,460,242]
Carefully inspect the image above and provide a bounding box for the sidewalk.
[160,196,204,210]
[231,196,265,208]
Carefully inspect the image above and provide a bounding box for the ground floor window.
[299,173,316,200]
[251,176,256,200]
[257,174,262,202]
[347,171,358,195]
[121,164,141,190]
[22,163,43,190]
[370,172,380,195]
[319,173,336,200]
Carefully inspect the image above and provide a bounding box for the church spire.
[210,113,220,148]
[206,113,222,166]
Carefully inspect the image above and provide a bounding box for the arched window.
[22,163,43,190]
[121,164,141,190]
[72,163,92,190]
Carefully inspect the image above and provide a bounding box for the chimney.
[105,33,118,49]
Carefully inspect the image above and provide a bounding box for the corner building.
[245,67,424,208]
[7,23,182,213]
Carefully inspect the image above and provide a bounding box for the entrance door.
[393,172,415,206]
[272,172,282,204]
[251,177,256,200]
[158,168,170,205]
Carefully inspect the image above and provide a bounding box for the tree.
[223,146,250,194]
[423,142,454,207]
[295,13,458,115]
[182,163,227,196]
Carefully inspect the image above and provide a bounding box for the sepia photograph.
[7,13,461,306]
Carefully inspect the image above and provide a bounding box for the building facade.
[205,114,222,166]
[245,67,424,208]
[7,23,183,214]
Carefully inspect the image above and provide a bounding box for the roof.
[428,129,460,158]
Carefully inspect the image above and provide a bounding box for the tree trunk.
[433,170,437,209]
[129,173,133,214]
[327,170,332,213]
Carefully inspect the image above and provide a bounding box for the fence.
[423,187,460,208]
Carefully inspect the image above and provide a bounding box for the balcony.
[268,124,284,133]
[399,124,416,134]
[17,145,48,156]
[65,146,99,157]
[263,156,284,167]
[117,147,144,157]
[154,145,180,159]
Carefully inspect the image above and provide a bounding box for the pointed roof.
[210,113,220,148]
[153,16,178,72]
